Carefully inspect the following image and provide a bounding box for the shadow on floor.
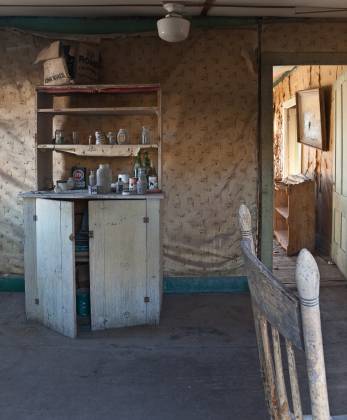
[0,290,346,419]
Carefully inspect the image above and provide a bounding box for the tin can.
[148,176,158,190]
[129,177,137,193]
[72,166,86,189]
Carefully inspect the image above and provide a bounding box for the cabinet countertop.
[20,191,164,200]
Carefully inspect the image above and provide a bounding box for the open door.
[36,199,76,337]
[332,73,347,278]
[89,200,147,330]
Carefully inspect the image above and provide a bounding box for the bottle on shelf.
[133,151,142,178]
[143,151,151,177]
[148,160,157,177]
[96,164,111,193]
[136,168,148,195]
[89,170,96,187]
[141,127,150,145]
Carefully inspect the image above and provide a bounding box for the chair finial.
[239,204,255,254]
[239,204,252,235]
[295,249,320,307]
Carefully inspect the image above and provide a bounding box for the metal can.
[148,176,158,190]
[129,177,137,193]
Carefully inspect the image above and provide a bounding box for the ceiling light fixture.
[157,3,190,43]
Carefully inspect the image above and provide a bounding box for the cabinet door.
[36,199,76,338]
[89,200,147,330]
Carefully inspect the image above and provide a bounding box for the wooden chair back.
[239,204,330,420]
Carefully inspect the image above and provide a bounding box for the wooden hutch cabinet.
[22,84,163,338]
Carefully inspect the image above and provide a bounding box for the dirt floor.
[0,290,347,420]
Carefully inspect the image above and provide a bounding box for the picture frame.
[296,88,328,151]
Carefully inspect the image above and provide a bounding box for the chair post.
[238,204,255,255]
[295,249,330,420]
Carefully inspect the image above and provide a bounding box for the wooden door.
[36,199,76,337]
[332,73,347,277]
[89,200,147,330]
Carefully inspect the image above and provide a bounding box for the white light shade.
[157,16,190,42]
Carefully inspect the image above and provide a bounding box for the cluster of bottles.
[88,151,158,195]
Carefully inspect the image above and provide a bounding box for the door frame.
[260,52,347,269]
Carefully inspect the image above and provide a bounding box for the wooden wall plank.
[23,198,41,321]
[146,199,162,324]
[36,199,76,337]
[89,200,106,331]
[89,200,147,330]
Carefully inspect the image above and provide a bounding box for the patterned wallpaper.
[3,20,347,276]
[61,29,259,277]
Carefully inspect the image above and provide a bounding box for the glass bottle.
[143,151,151,177]
[89,170,96,187]
[133,152,142,178]
[148,160,157,177]
[96,164,111,193]
[141,127,150,145]
[136,168,148,195]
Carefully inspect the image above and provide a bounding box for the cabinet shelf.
[37,107,159,116]
[274,229,289,250]
[274,178,315,255]
[275,206,289,220]
[37,144,158,157]
[35,83,162,190]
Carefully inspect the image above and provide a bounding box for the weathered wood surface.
[146,199,162,324]
[37,106,159,116]
[239,204,347,420]
[274,179,315,256]
[36,199,76,338]
[36,83,161,94]
[273,241,346,289]
[21,192,164,200]
[37,144,159,157]
[286,339,303,420]
[89,200,148,330]
[296,249,330,420]
[332,72,347,279]
[241,241,303,350]
[23,198,41,321]
[272,327,291,419]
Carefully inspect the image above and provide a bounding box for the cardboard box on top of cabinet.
[34,40,100,85]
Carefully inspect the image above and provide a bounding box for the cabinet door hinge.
[88,231,94,238]
[143,217,149,223]
[33,215,38,221]
[69,233,75,241]
[144,296,150,303]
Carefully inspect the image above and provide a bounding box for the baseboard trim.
[163,276,249,294]
[0,276,25,292]
[0,275,249,294]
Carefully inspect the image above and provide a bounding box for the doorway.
[271,65,347,286]
[260,54,347,285]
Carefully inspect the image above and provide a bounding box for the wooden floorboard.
[273,241,346,289]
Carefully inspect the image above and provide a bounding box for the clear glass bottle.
[89,170,96,187]
[136,168,148,195]
[133,152,142,178]
[141,127,150,145]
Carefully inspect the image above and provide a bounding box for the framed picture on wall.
[296,88,328,151]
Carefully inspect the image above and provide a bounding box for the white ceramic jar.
[97,164,111,193]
